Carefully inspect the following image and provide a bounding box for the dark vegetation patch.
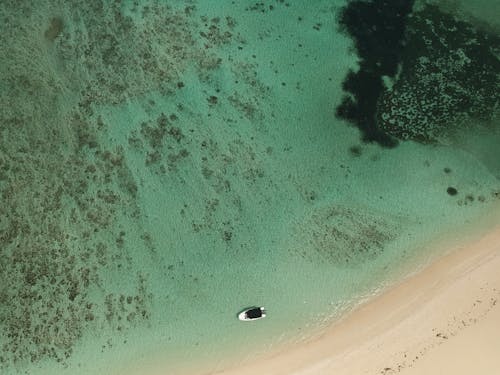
[377,4,500,144]
[207,95,218,105]
[294,206,398,266]
[134,112,188,174]
[0,131,150,367]
[447,187,458,196]
[228,92,260,120]
[44,17,64,41]
[337,2,499,147]
[0,1,217,368]
[0,0,277,369]
[245,1,290,13]
[51,1,231,109]
[457,192,491,206]
[336,0,415,148]
[227,60,270,121]
[349,145,362,157]
[199,15,234,46]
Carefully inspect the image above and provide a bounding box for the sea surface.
[0,1,499,374]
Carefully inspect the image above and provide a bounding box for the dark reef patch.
[0,0,208,368]
[293,205,398,266]
[336,0,415,148]
[349,145,362,157]
[0,132,151,368]
[44,17,64,41]
[447,187,458,196]
[0,0,258,369]
[336,2,499,146]
[377,4,500,144]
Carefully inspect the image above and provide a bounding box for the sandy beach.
[213,224,500,375]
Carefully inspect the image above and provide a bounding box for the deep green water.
[0,1,499,374]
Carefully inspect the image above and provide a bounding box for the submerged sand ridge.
[0,1,499,374]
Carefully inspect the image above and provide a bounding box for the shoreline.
[208,223,500,375]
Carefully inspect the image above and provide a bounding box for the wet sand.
[211,225,500,375]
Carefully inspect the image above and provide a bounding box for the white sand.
[211,225,500,375]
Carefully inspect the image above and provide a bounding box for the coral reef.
[337,2,499,147]
[336,0,415,148]
[377,4,500,144]
[292,206,398,267]
[0,0,227,368]
[0,0,274,367]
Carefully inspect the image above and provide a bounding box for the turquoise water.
[0,0,499,374]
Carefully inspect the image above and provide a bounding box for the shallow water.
[0,1,499,374]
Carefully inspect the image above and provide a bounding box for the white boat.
[238,307,266,321]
